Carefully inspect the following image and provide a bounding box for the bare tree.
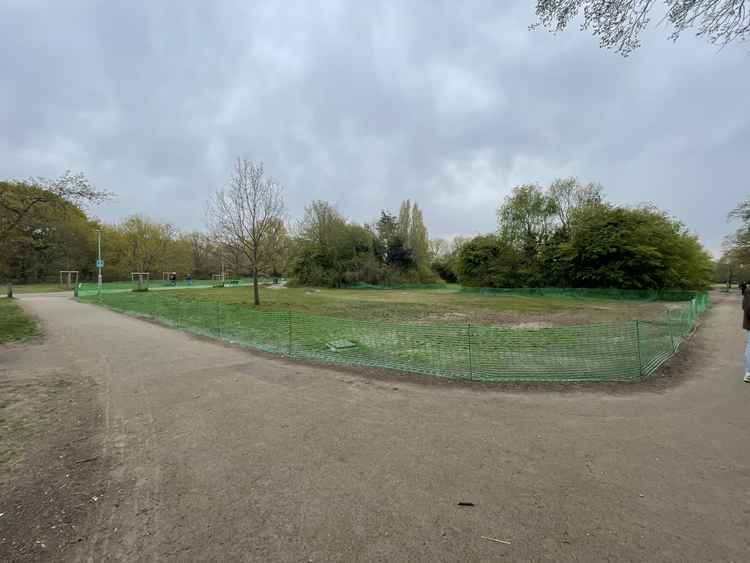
[547,177,603,231]
[534,0,749,55]
[208,159,285,305]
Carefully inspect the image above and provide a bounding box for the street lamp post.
[97,229,103,294]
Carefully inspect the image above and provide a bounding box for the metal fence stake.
[635,320,643,378]
[288,307,292,356]
[467,322,473,380]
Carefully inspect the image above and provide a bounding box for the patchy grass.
[165,285,671,326]
[0,379,71,468]
[79,288,706,382]
[0,298,40,343]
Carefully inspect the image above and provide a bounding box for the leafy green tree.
[558,205,713,289]
[409,203,430,268]
[0,181,100,283]
[715,247,749,287]
[0,172,109,241]
[456,235,524,287]
[116,215,176,274]
[397,200,412,245]
[292,201,375,287]
[497,184,557,284]
[498,184,556,249]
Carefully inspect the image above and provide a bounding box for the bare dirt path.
[2,292,749,562]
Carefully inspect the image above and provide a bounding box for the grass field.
[0,298,39,343]
[166,285,673,327]
[77,285,710,381]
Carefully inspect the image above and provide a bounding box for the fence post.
[287,307,292,356]
[666,309,676,353]
[467,322,473,380]
[635,320,644,378]
[217,300,222,338]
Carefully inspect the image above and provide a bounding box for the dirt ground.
[1,292,749,562]
[173,285,674,327]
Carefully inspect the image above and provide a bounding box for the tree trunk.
[253,264,260,306]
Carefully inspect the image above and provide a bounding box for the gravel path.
[4,292,750,562]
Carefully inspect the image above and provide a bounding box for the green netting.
[459,287,701,302]
[340,284,702,301]
[74,277,286,296]
[77,289,710,382]
[342,282,450,290]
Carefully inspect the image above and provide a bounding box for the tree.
[498,184,556,248]
[408,203,430,268]
[456,235,525,287]
[547,177,603,233]
[497,184,557,284]
[374,211,397,263]
[208,159,286,305]
[115,216,176,274]
[397,200,412,245]
[727,197,750,258]
[187,232,222,279]
[0,183,99,283]
[428,238,449,260]
[264,217,292,278]
[715,246,748,287]
[718,196,750,286]
[0,172,109,241]
[557,204,713,289]
[292,201,379,287]
[534,0,750,55]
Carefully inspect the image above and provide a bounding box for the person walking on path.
[743,289,750,382]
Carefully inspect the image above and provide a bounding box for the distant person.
[170,272,177,286]
[186,273,192,286]
[743,288,750,383]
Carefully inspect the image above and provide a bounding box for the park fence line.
[344,283,701,302]
[76,288,710,383]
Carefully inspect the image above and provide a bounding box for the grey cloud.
[1,0,747,254]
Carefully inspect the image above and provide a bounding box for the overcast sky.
[1,1,748,255]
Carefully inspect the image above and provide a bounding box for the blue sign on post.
[96,259,104,268]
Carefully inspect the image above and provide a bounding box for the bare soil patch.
[0,360,105,561]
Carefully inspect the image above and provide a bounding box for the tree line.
[1,164,716,298]
[448,179,714,290]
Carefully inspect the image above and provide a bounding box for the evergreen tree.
[397,199,412,247]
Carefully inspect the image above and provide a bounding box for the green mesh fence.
[459,287,701,301]
[343,282,451,291]
[342,283,701,301]
[76,288,710,382]
[74,277,285,296]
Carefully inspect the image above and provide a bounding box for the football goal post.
[162,271,178,285]
[131,272,150,291]
[212,273,226,287]
[59,270,79,289]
